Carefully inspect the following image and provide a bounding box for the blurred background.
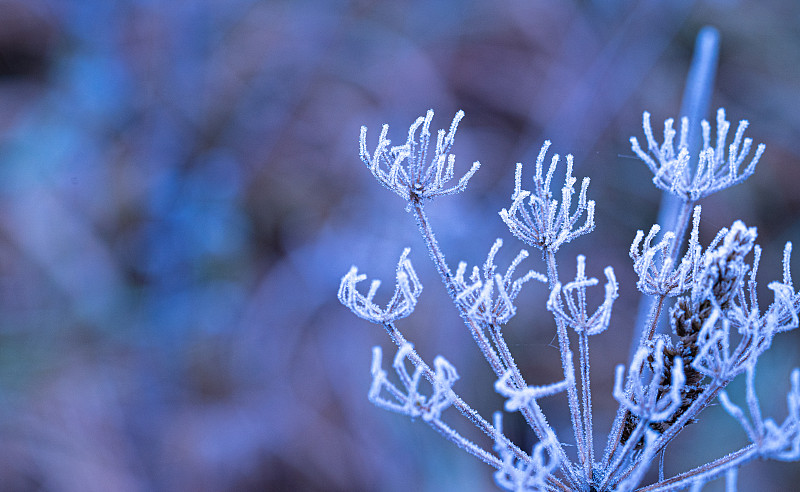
[0,0,799,490]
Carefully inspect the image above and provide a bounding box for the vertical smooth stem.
[679,26,721,160]
[629,27,720,358]
[609,27,721,479]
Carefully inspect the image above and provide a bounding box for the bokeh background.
[1,0,799,491]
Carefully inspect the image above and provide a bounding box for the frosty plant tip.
[339,35,799,490]
[359,109,481,202]
[630,108,765,201]
[499,140,595,253]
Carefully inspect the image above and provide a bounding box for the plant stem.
[545,248,587,481]
[410,197,580,485]
[629,26,720,357]
[635,444,757,492]
[578,330,595,482]
[381,321,525,464]
[603,26,722,479]
[410,197,505,377]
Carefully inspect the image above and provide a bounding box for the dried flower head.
[499,140,595,252]
[631,108,765,201]
[338,248,422,323]
[359,109,481,202]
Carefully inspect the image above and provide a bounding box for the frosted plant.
[338,247,422,323]
[629,205,703,297]
[630,108,765,201]
[359,109,481,202]
[338,30,800,491]
[499,140,595,253]
[453,238,547,326]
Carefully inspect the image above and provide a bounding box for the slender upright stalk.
[411,196,580,485]
[604,27,722,474]
[629,27,720,357]
[578,331,594,482]
[545,249,587,481]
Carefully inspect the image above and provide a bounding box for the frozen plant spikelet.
[630,205,704,297]
[359,109,481,202]
[719,365,800,461]
[493,412,561,491]
[368,343,459,422]
[338,248,422,323]
[690,241,799,379]
[453,238,547,325]
[693,220,756,306]
[499,141,595,252]
[547,255,618,335]
[631,108,765,201]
